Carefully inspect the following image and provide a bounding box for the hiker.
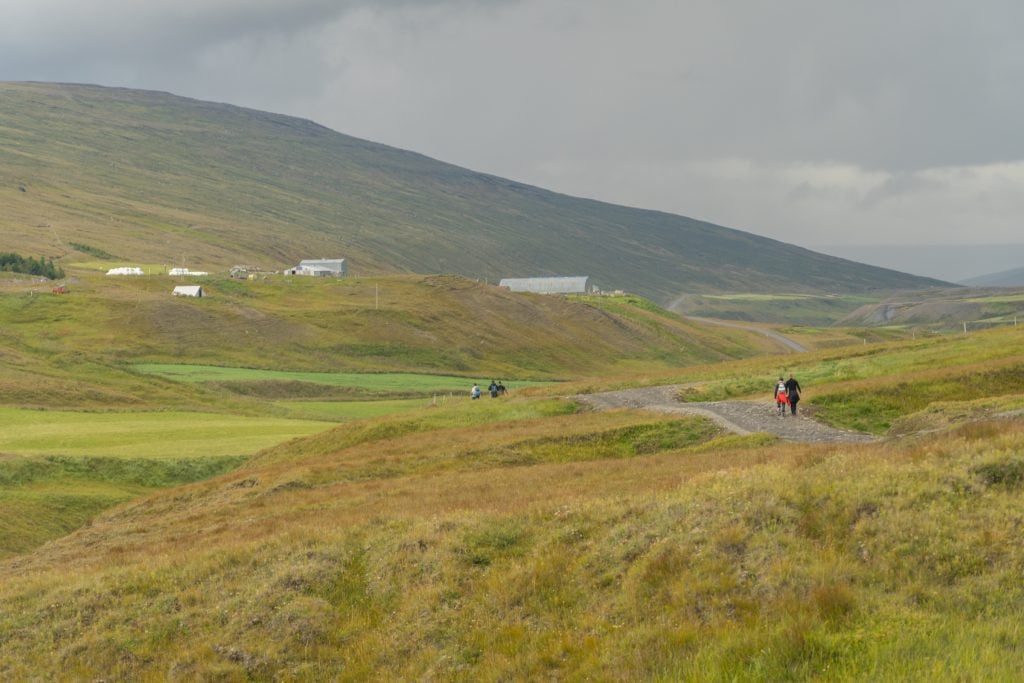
[489,380,499,398]
[471,383,481,400]
[774,377,789,416]
[496,380,507,396]
[785,375,802,415]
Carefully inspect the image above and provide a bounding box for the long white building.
[498,276,593,295]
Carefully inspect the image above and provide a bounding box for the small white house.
[172,285,203,298]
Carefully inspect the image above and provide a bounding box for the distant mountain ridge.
[0,82,948,304]
[961,266,1024,287]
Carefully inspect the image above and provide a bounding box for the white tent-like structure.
[172,285,203,298]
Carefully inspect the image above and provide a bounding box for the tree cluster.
[0,253,65,279]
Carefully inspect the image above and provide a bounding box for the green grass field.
[133,363,549,394]
[0,407,334,458]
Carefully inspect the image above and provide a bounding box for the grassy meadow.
[1,384,1024,678]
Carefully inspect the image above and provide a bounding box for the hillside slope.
[0,82,947,304]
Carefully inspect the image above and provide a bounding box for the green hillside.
[0,273,774,412]
[1,81,946,304]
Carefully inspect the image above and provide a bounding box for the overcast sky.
[3,0,1023,268]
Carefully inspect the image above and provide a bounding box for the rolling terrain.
[0,269,778,558]
[0,315,1022,678]
[0,81,948,305]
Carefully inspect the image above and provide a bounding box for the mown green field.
[133,363,549,394]
[0,407,334,459]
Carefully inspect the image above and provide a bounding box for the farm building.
[498,276,594,295]
[172,285,203,298]
[287,258,347,277]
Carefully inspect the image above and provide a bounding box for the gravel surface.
[575,385,876,444]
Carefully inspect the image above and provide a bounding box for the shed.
[498,276,593,295]
[172,285,203,298]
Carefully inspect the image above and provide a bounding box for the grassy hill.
[0,272,775,412]
[0,326,1023,678]
[1,81,947,304]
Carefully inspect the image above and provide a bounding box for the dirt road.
[685,316,808,353]
[575,384,875,444]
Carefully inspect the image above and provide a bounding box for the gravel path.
[575,384,876,444]
[685,316,809,353]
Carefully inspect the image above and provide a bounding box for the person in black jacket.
[785,375,802,415]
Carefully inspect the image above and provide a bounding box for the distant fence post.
[963,321,968,335]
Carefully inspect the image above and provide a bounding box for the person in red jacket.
[774,377,789,416]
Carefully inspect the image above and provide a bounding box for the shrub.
[972,457,1024,490]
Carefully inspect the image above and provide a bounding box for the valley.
[1,82,1024,680]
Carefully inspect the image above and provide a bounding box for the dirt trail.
[685,316,808,353]
[576,385,875,444]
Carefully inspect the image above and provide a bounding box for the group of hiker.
[471,380,507,399]
[773,375,802,416]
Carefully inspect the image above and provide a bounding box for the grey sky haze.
[2,0,1022,273]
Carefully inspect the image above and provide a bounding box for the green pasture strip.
[0,408,333,458]
[965,294,1024,304]
[133,364,552,393]
[272,398,431,421]
[0,486,130,559]
[0,453,247,488]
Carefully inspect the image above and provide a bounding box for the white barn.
[172,285,203,298]
[288,259,347,277]
[498,276,594,295]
